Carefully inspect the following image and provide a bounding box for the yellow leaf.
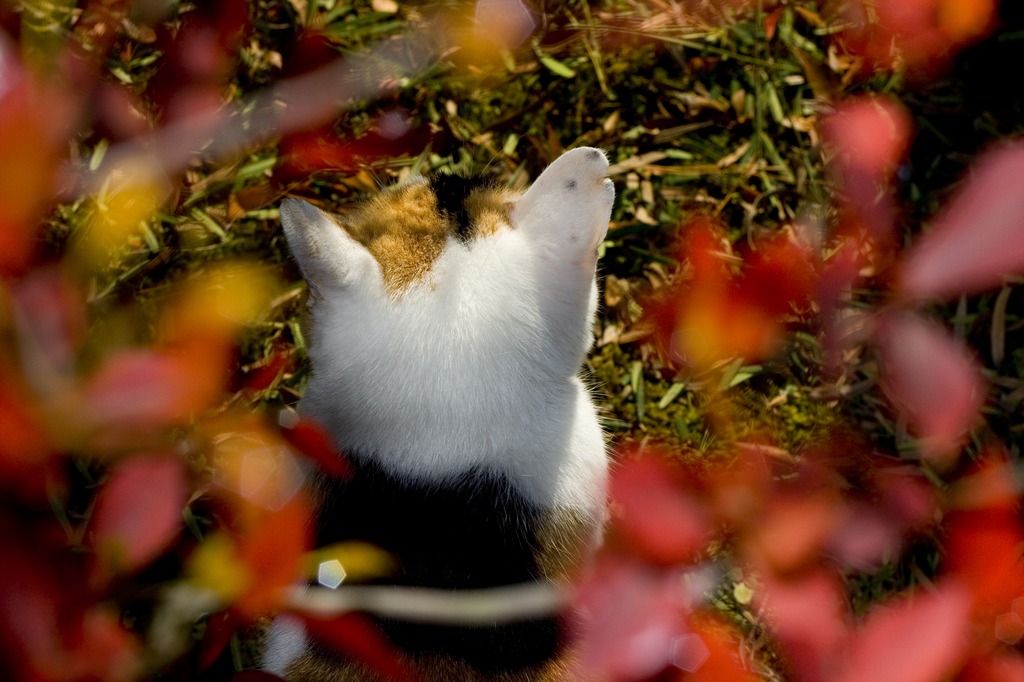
[77,166,169,267]
[938,0,994,42]
[169,262,281,342]
[186,533,253,603]
[308,542,394,586]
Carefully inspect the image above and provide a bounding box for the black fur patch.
[313,457,563,673]
[428,174,489,243]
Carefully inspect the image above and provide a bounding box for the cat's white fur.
[263,147,614,676]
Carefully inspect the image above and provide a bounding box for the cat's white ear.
[513,147,614,262]
[280,199,379,293]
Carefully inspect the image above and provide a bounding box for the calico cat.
[263,147,614,681]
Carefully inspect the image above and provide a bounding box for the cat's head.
[281,147,613,476]
[281,146,612,364]
[281,147,612,412]
[282,147,612,288]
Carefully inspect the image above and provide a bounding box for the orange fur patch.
[536,507,601,583]
[334,180,516,293]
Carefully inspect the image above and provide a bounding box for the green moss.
[588,343,714,456]
[733,382,841,454]
[589,342,842,460]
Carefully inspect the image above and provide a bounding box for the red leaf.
[276,116,430,183]
[899,144,1024,301]
[949,446,1020,511]
[764,7,784,40]
[874,312,985,467]
[243,348,294,392]
[944,506,1024,616]
[9,268,87,383]
[837,582,971,682]
[747,493,840,573]
[199,611,242,671]
[0,546,65,679]
[0,545,140,681]
[822,97,910,245]
[82,348,224,434]
[706,446,772,524]
[817,241,864,356]
[757,570,848,681]
[0,48,63,277]
[875,469,936,528]
[610,456,710,565]
[574,557,689,680]
[823,97,911,184]
[67,607,141,682]
[280,417,350,478]
[0,370,54,473]
[739,235,817,317]
[839,0,994,71]
[659,219,796,367]
[300,612,418,682]
[90,453,187,582]
[828,503,902,571]
[959,652,1024,682]
[679,610,761,682]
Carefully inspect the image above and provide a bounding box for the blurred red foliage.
[596,71,1024,682]
[898,143,1024,301]
[839,0,997,73]
[90,453,189,586]
[276,115,431,183]
[0,40,72,277]
[585,432,1024,680]
[874,312,986,466]
[649,218,818,373]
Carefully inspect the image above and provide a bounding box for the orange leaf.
[747,494,840,573]
[948,446,1021,511]
[663,219,796,368]
[840,0,992,70]
[764,7,784,40]
[233,494,312,616]
[937,0,996,42]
